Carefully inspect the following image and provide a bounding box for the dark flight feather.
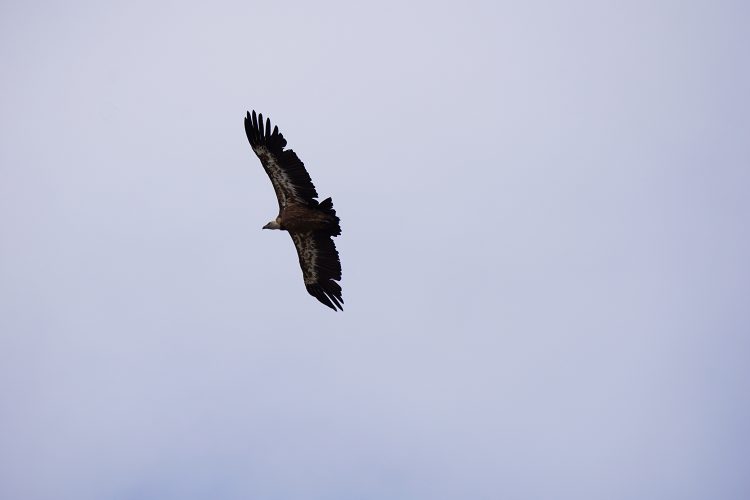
[244,111,318,209]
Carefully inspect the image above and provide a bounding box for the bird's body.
[278,203,337,233]
[244,111,344,311]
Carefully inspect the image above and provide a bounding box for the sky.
[1,1,749,499]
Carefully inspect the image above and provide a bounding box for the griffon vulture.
[244,110,343,311]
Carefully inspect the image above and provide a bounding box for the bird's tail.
[318,197,341,236]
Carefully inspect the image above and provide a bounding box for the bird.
[243,110,343,311]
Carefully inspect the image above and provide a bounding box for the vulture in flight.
[244,110,343,311]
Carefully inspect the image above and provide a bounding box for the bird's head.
[262,219,282,230]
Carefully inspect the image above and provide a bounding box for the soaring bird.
[244,111,343,311]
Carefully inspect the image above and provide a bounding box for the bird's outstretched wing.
[289,231,343,311]
[244,110,319,210]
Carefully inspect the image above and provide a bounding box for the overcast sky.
[1,1,749,499]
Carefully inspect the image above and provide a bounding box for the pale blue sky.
[1,1,749,499]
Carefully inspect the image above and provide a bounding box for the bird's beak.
[262,223,270,229]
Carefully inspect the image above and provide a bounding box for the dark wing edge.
[243,110,319,208]
[290,231,343,311]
